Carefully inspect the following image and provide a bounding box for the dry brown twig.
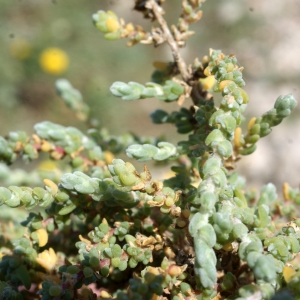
[146,0,191,82]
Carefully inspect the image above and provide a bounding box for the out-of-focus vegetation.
[0,0,300,187]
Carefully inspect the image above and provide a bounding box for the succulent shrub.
[0,1,300,300]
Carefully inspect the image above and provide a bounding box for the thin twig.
[148,0,191,82]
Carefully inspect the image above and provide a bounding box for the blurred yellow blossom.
[159,169,176,180]
[199,75,216,90]
[37,160,64,182]
[10,39,31,60]
[37,160,58,171]
[33,228,48,247]
[106,17,120,32]
[36,248,58,271]
[283,264,296,283]
[104,151,114,164]
[39,47,69,75]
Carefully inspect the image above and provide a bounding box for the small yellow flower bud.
[35,228,48,247]
[219,80,234,91]
[125,23,135,33]
[50,150,64,160]
[14,141,23,152]
[39,48,69,75]
[283,264,296,283]
[79,234,91,245]
[283,182,290,201]
[106,18,120,32]
[247,117,257,133]
[32,134,41,144]
[41,140,53,152]
[234,127,243,148]
[100,291,112,298]
[104,151,114,164]
[168,264,182,277]
[147,267,160,276]
[199,75,216,90]
[203,66,211,77]
[43,179,58,196]
[37,160,57,171]
[164,246,176,259]
[36,248,57,271]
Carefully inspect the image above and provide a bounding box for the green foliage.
[0,1,299,300]
[126,142,177,161]
[110,80,185,102]
[56,79,90,121]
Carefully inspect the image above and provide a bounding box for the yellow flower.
[106,17,120,32]
[36,248,57,271]
[219,80,234,91]
[283,264,296,283]
[37,160,58,171]
[234,127,243,148]
[39,48,69,75]
[283,182,291,201]
[10,39,31,60]
[199,75,216,90]
[33,228,48,247]
[247,117,257,133]
[43,179,59,196]
[104,151,114,164]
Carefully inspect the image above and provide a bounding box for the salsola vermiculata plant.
[1,1,299,299]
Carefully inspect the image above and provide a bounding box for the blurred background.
[0,0,299,192]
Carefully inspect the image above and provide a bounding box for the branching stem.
[148,0,190,82]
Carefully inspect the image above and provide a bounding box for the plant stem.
[148,0,190,82]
